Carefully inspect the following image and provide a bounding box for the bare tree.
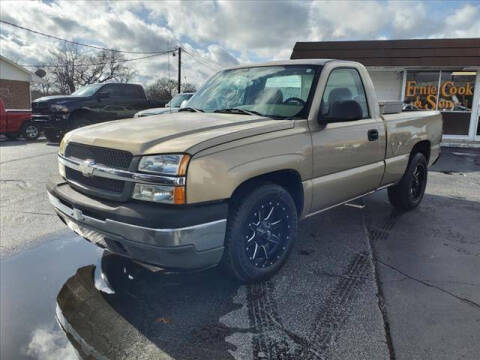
[145,78,177,101]
[181,82,197,93]
[38,43,136,94]
[146,78,197,101]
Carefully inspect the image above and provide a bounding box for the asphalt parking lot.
[1,137,479,360]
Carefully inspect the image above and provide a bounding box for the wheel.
[20,121,40,140]
[5,133,19,140]
[388,153,428,211]
[222,183,298,283]
[44,128,63,143]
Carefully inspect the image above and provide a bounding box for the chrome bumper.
[48,192,227,269]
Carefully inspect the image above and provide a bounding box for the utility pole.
[177,47,181,94]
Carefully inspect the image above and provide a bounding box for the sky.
[0,0,479,87]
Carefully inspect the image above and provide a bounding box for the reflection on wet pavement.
[3,202,388,360]
[52,202,388,360]
[0,232,101,360]
[57,253,242,360]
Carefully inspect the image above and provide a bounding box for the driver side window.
[320,68,369,120]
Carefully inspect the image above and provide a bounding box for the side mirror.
[320,100,363,123]
[180,100,188,109]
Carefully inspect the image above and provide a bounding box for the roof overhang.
[291,38,480,68]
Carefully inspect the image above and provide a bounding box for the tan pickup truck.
[47,59,442,282]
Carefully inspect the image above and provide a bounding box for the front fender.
[186,126,312,204]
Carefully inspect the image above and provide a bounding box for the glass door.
[438,71,476,138]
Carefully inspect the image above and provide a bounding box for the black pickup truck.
[32,83,158,142]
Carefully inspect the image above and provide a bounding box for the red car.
[0,99,40,140]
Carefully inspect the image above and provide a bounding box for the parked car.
[47,59,442,282]
[133,92,194,118]
[0,99,39,140]
[31,83,160,142]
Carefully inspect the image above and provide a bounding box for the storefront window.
[403,71,476,136]
[404,72,440,111]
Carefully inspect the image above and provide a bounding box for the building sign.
[404,71,475,112]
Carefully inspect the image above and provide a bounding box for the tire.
[5,133,19,140]
[221,183,298,283]
[20,121,40,140]
[388,152,428,211]
[44,128,63,143]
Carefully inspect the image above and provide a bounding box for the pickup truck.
[0,99,39,140]
[47,59,442,282]
[31,83,156,142]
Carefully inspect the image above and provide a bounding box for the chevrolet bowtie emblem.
[79,159,96,177]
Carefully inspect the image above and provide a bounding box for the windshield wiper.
[178,107,204,113]
[214,108,264,116]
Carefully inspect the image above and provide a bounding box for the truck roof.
[224,58,362,71]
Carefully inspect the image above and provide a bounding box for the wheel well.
[230,170,304,216]
[409,140,431,164]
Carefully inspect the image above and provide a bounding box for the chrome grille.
[65,167,125,194]
[65,143,132,169]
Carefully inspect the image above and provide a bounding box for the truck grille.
[65,143,132,169]
[65,167,125,194]
[32,102,50,115]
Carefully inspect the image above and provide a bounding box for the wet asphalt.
[0,137,479,360]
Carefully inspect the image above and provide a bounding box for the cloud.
[25,328,76,360]
[1,0,479,87]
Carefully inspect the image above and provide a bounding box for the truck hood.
[65,112,294,155]
[33,95,87,104]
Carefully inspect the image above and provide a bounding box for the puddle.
[0,234,102,360]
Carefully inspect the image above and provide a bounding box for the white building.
[0,54,39,109]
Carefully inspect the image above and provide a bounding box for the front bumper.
[48,179,227,270]
[32,114,69,130]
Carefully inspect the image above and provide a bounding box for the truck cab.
[47,59,442,282]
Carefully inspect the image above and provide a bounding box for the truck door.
[121,84,147,118]
[93,84,126,122]
[309,67,386,212]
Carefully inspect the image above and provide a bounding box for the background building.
[291,38,480,145]
[0,54,39,109]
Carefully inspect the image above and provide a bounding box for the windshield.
[71,84,104,96]
[187,65,319,118]
[169,93,194,107]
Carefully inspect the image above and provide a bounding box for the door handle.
[368,129,379,141]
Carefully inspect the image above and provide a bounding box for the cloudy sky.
[1,0,479,87]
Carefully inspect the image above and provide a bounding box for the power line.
[182,49,222,71]
[165,30,224,70]
[1,19,228,72]
[0,19,170,54]
[20,50,176,68]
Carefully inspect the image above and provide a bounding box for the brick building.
[0,54,39,109]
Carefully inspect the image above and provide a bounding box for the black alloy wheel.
[222,183,298,283]
[388,152,428,211]
[244,198,291,268]
[410,162,426,201]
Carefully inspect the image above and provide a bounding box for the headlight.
[132,184,185,204]
[58,137,68,156]
[50,104,69,113]
[138,154,190,175]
